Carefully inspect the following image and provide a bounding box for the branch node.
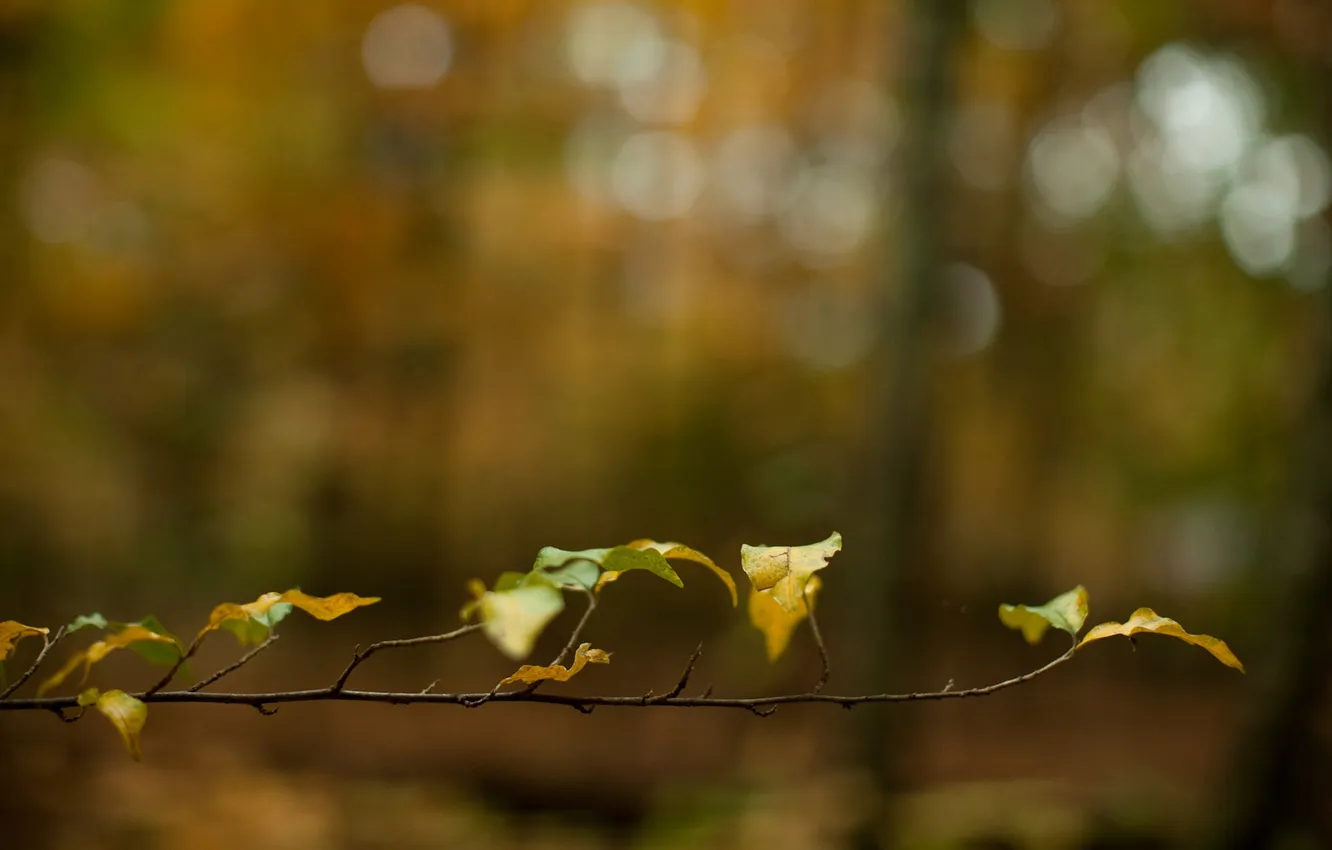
[749,705,778,717]
[51,705,85,723]
[254,703,279,716]
[573,703,596,715]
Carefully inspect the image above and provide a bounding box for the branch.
[188,634,279,692]
[0,627,66,700]
[146,633,203,695]
[0,644,1079,714]
[333,623,482,691]
[805,589,830,693]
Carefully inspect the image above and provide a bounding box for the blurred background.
[1,0,1330,847]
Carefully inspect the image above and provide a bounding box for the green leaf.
[998,586,1090,644]
[625,540,737,606]
[66,613,109,634]
[115,617,186,670]
[493,571,529,593]
[221,616,271,648]
[600,546,683,587]
[533,546,611,571]
[535,543,684,589]
[539,560,601,590]
[1078,608,1245,672]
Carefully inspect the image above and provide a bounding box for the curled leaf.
[998,586,1090,644]
[749,575,822,661]
[626,540,737,606]
[94,689,148,761]
[475,575,565,660]
[535,543,686,590]
[200,590,380,646]
[498,642,611,686]
[741,531,842,613]
[38,625,179,696]
[65,613,109,634]
[1077,608,1245,672]
[0,621,49,660]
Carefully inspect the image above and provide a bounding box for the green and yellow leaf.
[89,688,148,761]
[38,625,179,696]
[1077,608,1245,672]
[200,590,380,646]
[497,642,611,686]
[66,613,108,634]
[0,621,48,659]
[469,574,566,660]
[998,586,1090,644]
[625,540,737,606]
[741,531,842,613]
[749,575,822,661]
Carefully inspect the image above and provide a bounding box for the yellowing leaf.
[626,540,737,606]
[998,586,1090,644]
[478,577,565,659]
[1077,608,1245,672]
[38,625,179,696]
[0,621,49,659]
[95,689,148,761]
[741,532,842,613]
[200,590,380,645]
[497,642,611,686]
[749,575,822,661]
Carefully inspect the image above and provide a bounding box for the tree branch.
[333,623,483,691]
[0,644,1078,714]
[187,634,279,692]
[0,627,66,700]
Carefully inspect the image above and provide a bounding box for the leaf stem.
[0,627,66,700]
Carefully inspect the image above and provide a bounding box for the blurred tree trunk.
[849,1,964,848]
[1205,219,1332,848]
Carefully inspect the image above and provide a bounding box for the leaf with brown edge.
[1077,608,1245,672]
[0,621,48,659]
[199,590,380,646]
[749,576,822,661]
[38,625,180,696]
[999,586,1089,644]
[741,532,842,613]
[91,688,148,761]
[497,642,611,686]
[626,540,737,606]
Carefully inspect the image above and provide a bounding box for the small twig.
[332,623,482,691]
[646,643,703,704]
[188,635,278,692]
[524,589,597,696]
[146,634,203,695]
[572,702,596,714]
[1,626,66,699]
[51,705,84,723]
[750,705,778,717]
[420,679,439,695]
[805,588,830,693]
[254,703,279,716]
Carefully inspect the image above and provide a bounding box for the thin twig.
[805,588,830,693]
[188,634,279,692]
[0,644,1080,714]
[523,589,597,697]
[332,623,482,691]
[647,643,703,704]
[146,634,203,695]
[1,627,66,700]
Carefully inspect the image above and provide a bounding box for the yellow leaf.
[626,540,738,606]
[479,579,565,659]
[749,576,821,661]
[1077,608,1245,672]
[38,625,178,696]
[95,689,148,761]
[741,531,842,613]
[198,589,380,641]
[497,642,611,686]
[0,621,49,659]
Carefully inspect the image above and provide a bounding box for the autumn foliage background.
[1,1,1329,848]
